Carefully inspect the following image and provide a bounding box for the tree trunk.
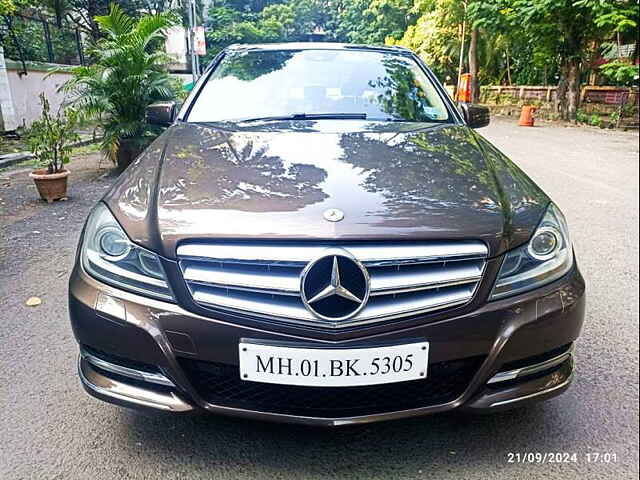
[556,58,581,121]
[555,60,569,120]
[468,27,479,103]
[505,46,512,86]
[616,32,622,58]
[587,40,599,86]
[566,59,581,121]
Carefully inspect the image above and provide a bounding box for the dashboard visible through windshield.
[186,49,451,124]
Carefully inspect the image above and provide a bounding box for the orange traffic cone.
[519,105,537,126]
[456,73,472,103]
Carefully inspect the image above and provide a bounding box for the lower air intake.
[179,356,484,418]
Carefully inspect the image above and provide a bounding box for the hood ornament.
[323,208,344,223]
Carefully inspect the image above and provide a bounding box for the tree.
[519,1,599,120]
[578,0,639,85]
[31,1,180,40]
[203,0,336,62]
[469,0,637,120]
[293,0,336,36]
[334,0,416,44]
[261,3,296,38]
[62,3,178,165]
[388,0,465,81]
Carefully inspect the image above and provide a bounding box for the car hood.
[104,121,549,259]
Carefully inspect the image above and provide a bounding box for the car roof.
[225,42,414,55]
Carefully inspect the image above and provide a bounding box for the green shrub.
[609,110,621,126]
[26,93,80,174]
[576,110,588,123]
[169,76,189,102]
[588,113,602,128]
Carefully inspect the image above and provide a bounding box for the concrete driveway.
[1,118,638,479]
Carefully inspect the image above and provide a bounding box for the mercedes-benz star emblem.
[323,208,344,222]
[301,253,370,321]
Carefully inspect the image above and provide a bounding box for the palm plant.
[62,4,178,166]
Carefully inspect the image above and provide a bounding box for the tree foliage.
[0,0,16,15]
[387,0,464,81]
[202,0,334,62]
[334,0,416,44]
[600,60,639,84]
[468,0,638,118]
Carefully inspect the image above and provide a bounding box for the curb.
[0,137,99,170]
[0,152,32,169]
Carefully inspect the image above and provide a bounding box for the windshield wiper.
[235,113,368,123]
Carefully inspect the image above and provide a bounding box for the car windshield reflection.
[187,49,451,124]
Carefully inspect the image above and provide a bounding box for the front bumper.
[69,263,585,426]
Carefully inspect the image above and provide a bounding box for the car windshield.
[186,49,451,123]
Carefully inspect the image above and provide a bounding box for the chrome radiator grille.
[177,241,488,328]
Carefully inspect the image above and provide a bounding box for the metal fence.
[1,14,85,66]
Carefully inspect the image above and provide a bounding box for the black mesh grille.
[179,356,484,417]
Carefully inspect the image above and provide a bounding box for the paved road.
[1,119,638,480]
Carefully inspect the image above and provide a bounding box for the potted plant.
[27,93,79,203]
[62,4,178,169]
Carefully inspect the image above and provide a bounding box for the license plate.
[238,341,429,387]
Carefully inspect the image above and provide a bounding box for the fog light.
[95,292,127,321]
[528,227,560,260]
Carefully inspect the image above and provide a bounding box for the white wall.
[5,64,72,129]
[0,49,19,131]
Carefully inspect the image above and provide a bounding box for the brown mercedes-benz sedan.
[69,43,585,426]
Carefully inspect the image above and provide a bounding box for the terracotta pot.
[29,169,69,203]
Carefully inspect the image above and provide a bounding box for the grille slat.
[193,286,315,321]
[178,241,487,328]
[178,241,488,265]
[182,261,301,295]
[368,260,484,295]
[190,283,477,322]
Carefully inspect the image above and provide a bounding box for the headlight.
[81,203,174,301]
[490,203,573,300]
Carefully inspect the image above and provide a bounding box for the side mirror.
[145,101,176,126]
[459,103,490,129]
